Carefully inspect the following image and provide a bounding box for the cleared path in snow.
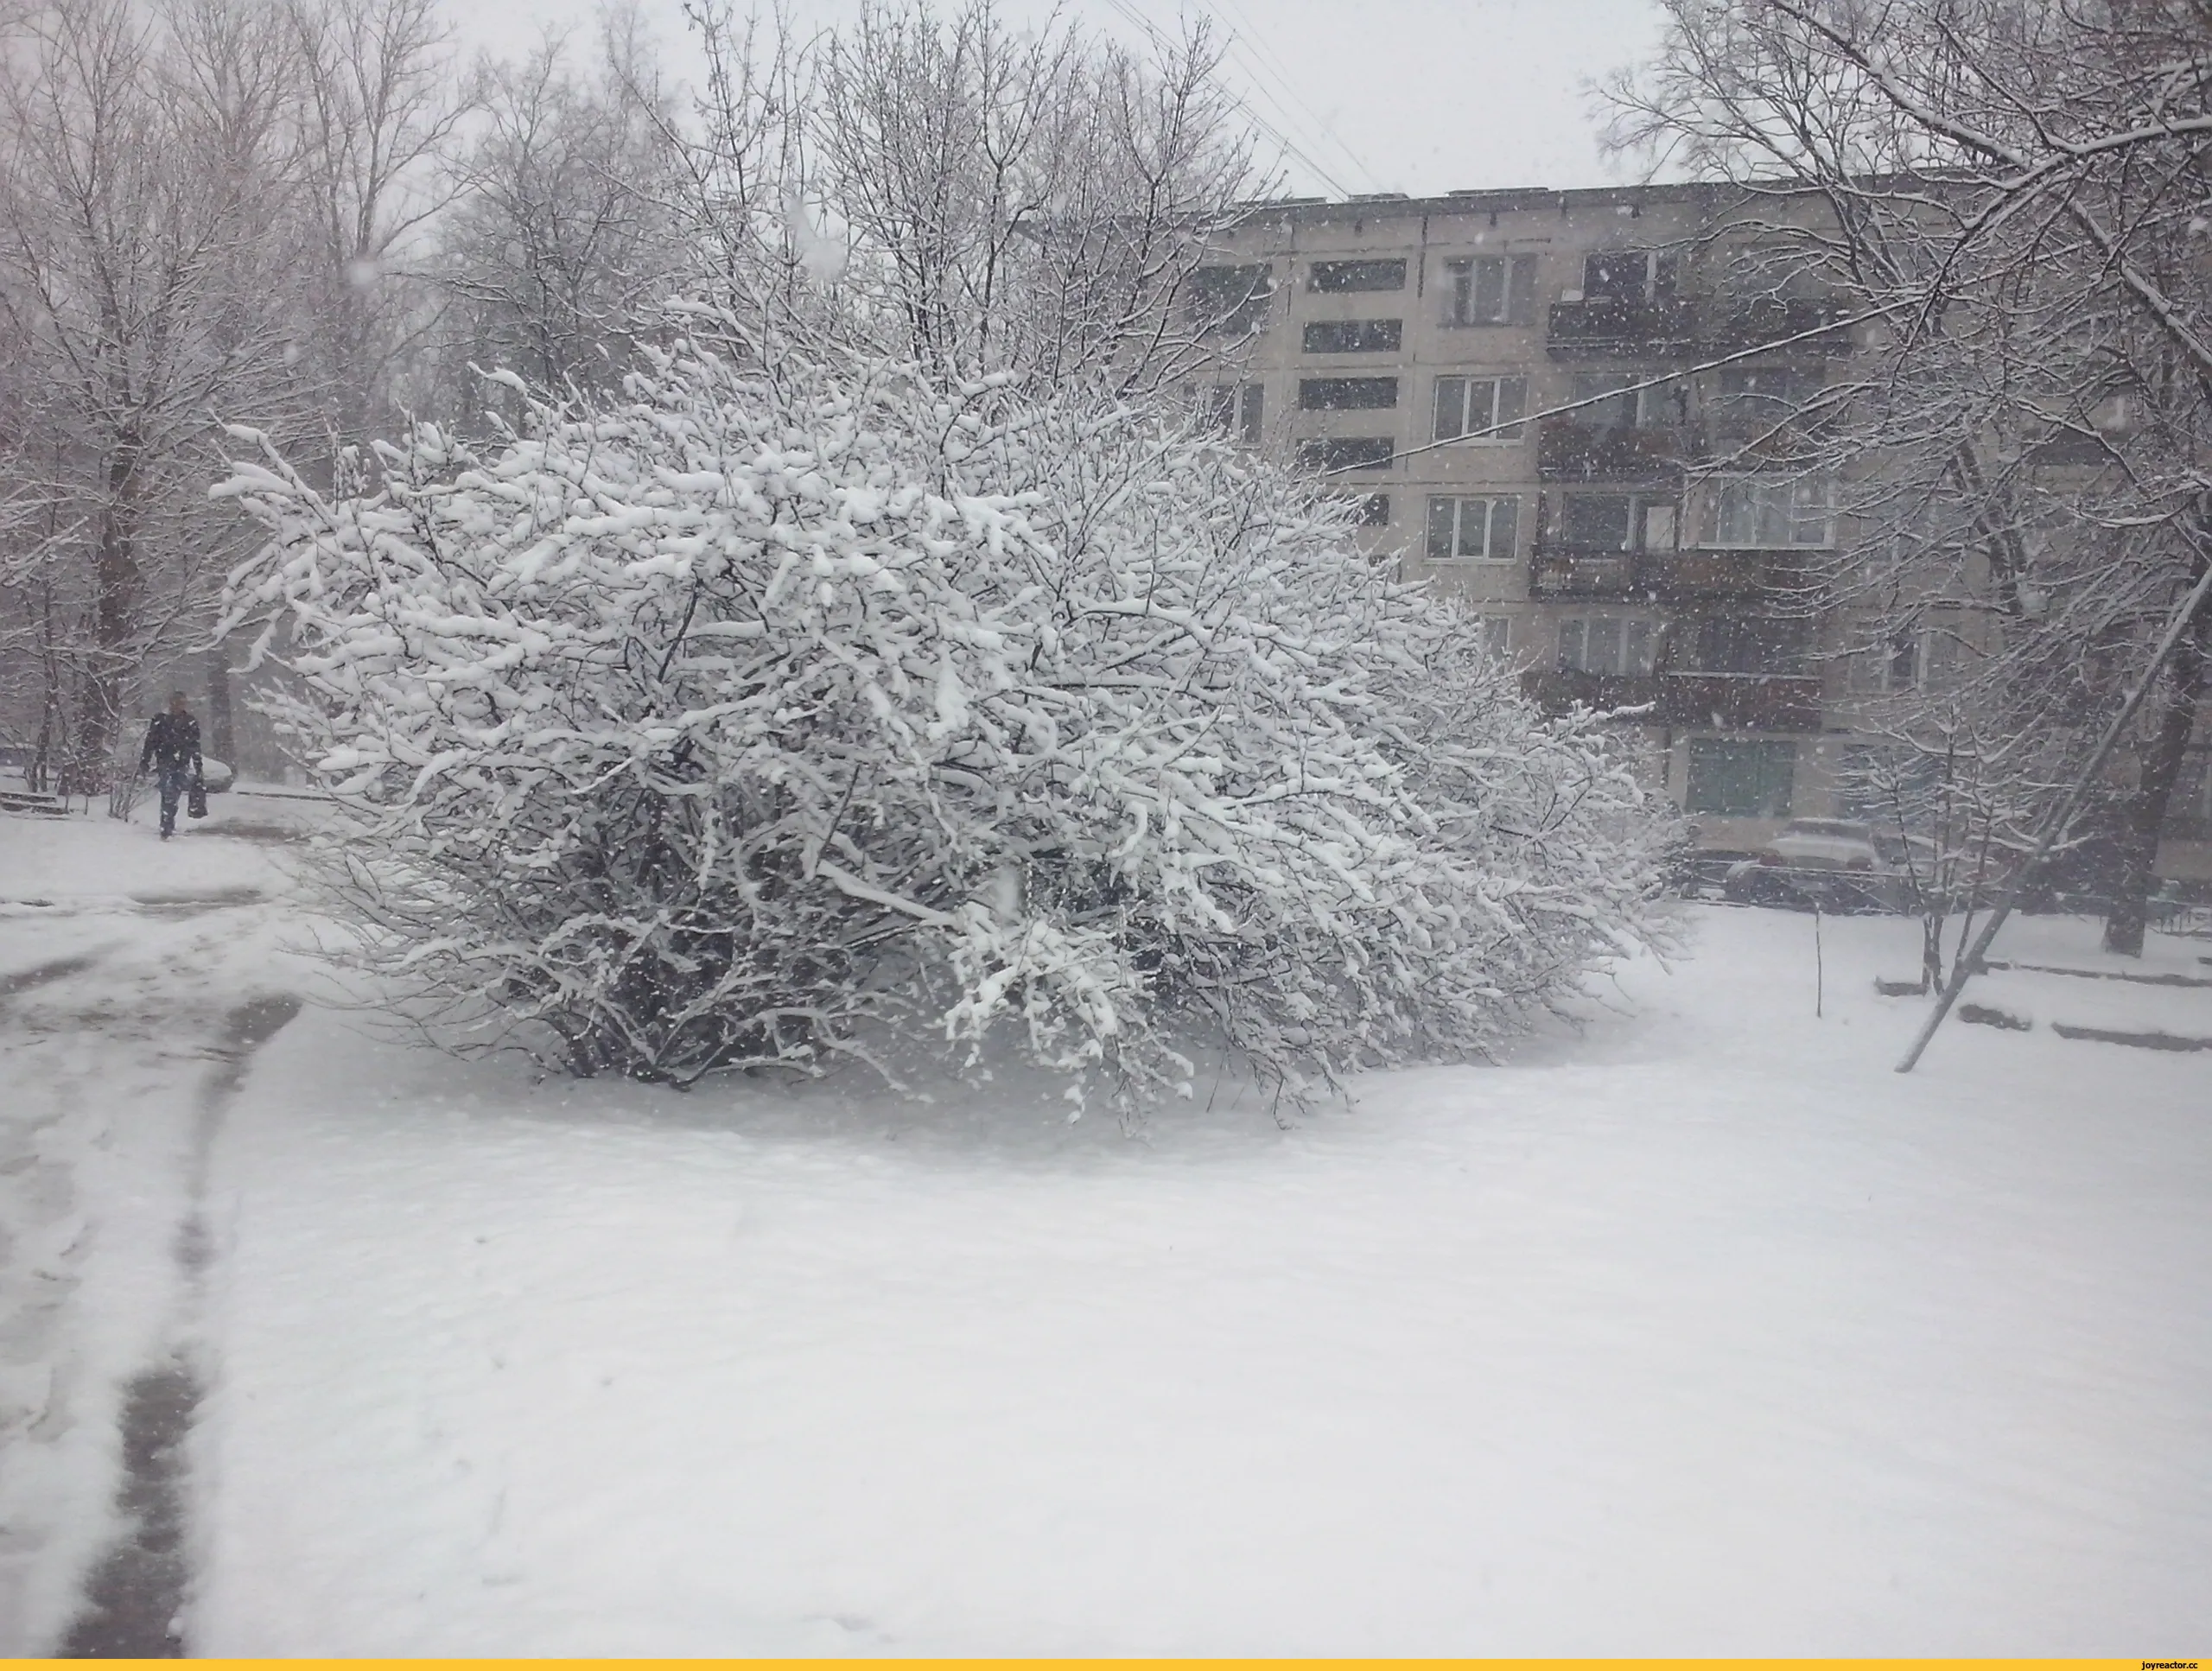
[0,805,304,1655]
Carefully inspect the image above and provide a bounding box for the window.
[1201,383,1264,443]
[1570,371,1682,429]
[1300,376,1399,410]
[1707,475,1834,548]
[1689,615,1809,676]
[1554,492,1677,551]
[1718,242,1828,302]
[1187,264,1274,334]
[1309,258,1407,293]
[1433,375,1526,442]
[1303,318,1402,354]
[1478,613,1515,658]
[2182,752,2212,825]
[1712,365,1822,420]
[1338,492,1390,526]
[1686,738,1796,818]
[1849,628,1922,693]
[1583,249,1678,303]
[1444,254,1539,325]
[1299,436,1395,473]
[1834,745,1945,823]
[1558,615,1656,676]
[1425,495,1520,561]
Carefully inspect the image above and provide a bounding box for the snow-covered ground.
[3,802,2209,1654]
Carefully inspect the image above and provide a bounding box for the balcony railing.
[1529,549,1644,598]
[1661,672,1822,731]
[1546,294,1854,359]
[1545,296,1700,357]
[1648,548,1813,599]
[1535,420,1685,481]
[1537,417,1833,480]
[1529,544,1814,600]
[1707,297,1856,357]
[1521,670,1662,714]
[1522,667,1822,730]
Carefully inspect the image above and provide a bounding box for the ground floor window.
[1686,737,1796,817]
[2179,750,2212,826]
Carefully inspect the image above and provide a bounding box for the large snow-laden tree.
[218,333,1678,1109]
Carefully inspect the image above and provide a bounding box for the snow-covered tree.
[1605,0,2212,954]
[426,18,683,415]
[0,0,308,785]
[218,332,1678,1109]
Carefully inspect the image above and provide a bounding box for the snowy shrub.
[218,334,1679,1108]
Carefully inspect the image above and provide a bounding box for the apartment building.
[1188,182,2212,881]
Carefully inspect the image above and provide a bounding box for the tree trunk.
[206,648,236,764]
[2103,603,2208,955]
[75,448,142,791]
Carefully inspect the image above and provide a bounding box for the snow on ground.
[3,802,2209,1654]
[0,793,311,1651]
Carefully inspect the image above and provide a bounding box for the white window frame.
[1556,614,1657,677]
[1426,494,1520,562]
[1200,382,1264,444]
[1706,474,1834,550]
[1569,371,1681,430]
[1554,492,1679,553]
[1433,375,1526,443]
[1850,628,1923,694]
[1444,254,1538,326]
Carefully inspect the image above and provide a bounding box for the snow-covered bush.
[218,334,1679,1108]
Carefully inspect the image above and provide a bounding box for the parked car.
[1722,818,1916,912]
[1722,818,2029,912]
[1671,848,1763,899]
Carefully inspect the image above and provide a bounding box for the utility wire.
[1094,0,1363,200]
[1202,0,1393,197]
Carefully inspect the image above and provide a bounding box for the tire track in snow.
[54,992,299,1659]
[0,949,112,1005]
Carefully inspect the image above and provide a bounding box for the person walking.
[138,691,204,840]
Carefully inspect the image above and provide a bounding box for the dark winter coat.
[140,711,203,774]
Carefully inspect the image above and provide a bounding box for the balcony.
[1522,670,1662,714]
[1535,420,1685,481]
[1521,669,1822,731]
[1707,297,1855,358]
[1659,672,1822,731]
[1529,549,1643,598]
[1643,548,1813,600]
[1545,295,1700,358]
[1530,543,1815,602]
[1686,413,1831,467]
[1546,294,1853,360]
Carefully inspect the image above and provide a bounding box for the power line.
[1093,0,1365,200]
[1319,302,1897,479]
[1201,0,1393,197]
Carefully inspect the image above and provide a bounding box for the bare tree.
[1607,0,2212,953]
[807,0,1266,391]
[0,0,307,786]
[428,15,684,410]
[284,0,467,447]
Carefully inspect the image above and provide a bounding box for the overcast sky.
[448,0,1669,199]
